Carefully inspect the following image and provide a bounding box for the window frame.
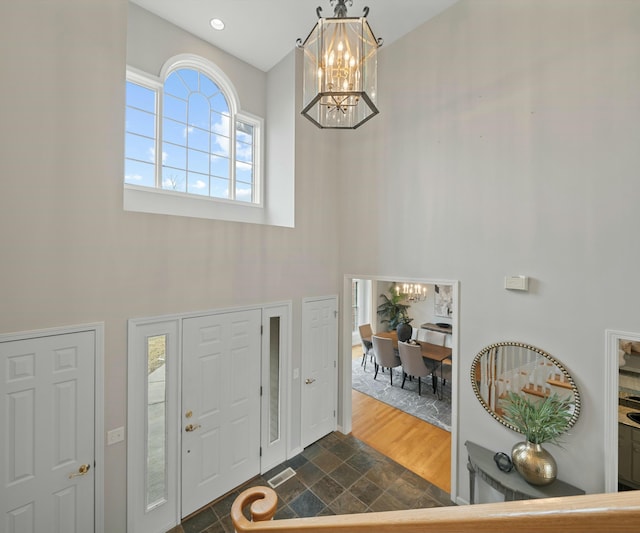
[124,55,265,222]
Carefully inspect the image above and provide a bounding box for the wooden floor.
[350,347,451,493]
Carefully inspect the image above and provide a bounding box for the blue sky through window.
[125,67,255,203]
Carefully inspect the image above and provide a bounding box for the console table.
[420,322,452,335]
[465,441,584,503]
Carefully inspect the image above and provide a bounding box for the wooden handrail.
[232,486,640,533]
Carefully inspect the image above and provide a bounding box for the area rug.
[352,357,452,432]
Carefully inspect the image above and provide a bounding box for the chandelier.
[297,0,382,129]
[396,283,428,302]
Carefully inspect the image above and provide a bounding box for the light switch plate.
[107,426,125,445]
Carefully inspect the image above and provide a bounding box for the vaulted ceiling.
[130,0,459,72]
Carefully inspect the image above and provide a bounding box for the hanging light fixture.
[396,283,428,302]
[296,0,383,129]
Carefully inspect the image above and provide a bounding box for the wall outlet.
[107,426,125,445]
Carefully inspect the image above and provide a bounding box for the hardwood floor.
[350,346,451,493]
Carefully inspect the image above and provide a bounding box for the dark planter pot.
[397,322,412,342]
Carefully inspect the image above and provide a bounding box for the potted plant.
[377,286,413,341]
[502,391,574,485]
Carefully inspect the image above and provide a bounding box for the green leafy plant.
[377,285,413,330]
[502,392,574,445]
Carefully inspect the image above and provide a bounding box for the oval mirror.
[470,341,580,433]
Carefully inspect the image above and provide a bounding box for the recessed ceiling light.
[210,18,225,31]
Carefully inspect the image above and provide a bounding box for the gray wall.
[338,0,640,500]
[2,0,640,528]
[127,4,266,117]
[1,2,339,531]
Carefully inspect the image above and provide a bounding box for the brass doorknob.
[68,464,91,479]
[305,378,316,384]
[185,423,201,432]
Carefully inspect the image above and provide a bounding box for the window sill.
[124,185,288,226]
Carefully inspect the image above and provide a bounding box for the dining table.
[363,330,452,399]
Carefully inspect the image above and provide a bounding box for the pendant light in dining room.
[297,0,383,129]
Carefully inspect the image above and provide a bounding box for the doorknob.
[68,464,91,479]
[185,423,201,432]
[305,378,315,385]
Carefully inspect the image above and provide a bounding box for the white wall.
[127,3,266,117]
[3,0,640,526]
[404,284,452,330]
[0,3,339,531]
[339,0,640,501]
[266,50,296,227]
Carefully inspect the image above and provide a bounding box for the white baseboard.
[288,446,303,459]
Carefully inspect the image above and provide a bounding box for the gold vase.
[511,441,557,486]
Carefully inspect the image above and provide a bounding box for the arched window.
[125,55,263,216]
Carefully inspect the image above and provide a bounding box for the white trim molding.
[160,53,241,116]
[604,329,640,493]
[342,275,460,503]
[124,54,274,224]
[0,322,105,533]
[127,301,294,532]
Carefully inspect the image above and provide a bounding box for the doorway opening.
[605,329,640,493]
[341,275,459,500]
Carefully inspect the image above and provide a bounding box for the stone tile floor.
[173,431,453,533]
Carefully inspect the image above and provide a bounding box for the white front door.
[301,297,338,448]
[181,310,261,517]
[0,331,95,533]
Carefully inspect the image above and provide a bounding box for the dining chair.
[398,341,432,396]
[371,335,401,385]
[424,330,447,346]
[358,323,374,369]
[423,330,450,391]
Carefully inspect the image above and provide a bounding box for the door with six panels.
[0,331,95,533]
[181,310,261,517]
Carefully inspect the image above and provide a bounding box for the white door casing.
[181,310,262,517]
[1,331,96,533]
[260,304,290,474]
[604,329,640,493]
[128,305,290,530]
[341,276,460,502]
[301,296,338,448]
[127,319,180,533]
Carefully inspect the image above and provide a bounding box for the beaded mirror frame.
[470,341,581,434]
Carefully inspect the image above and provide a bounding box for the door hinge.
[260,447,262,457]
[260,386,263,396]
[334,360,336,368]
[333,410,336,418]
[260,324,263,335]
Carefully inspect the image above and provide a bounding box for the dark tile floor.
[173,431,453,533]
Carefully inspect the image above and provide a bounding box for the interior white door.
[0,331,95,533]
[301,297,338,448]
[181,310,261,517]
